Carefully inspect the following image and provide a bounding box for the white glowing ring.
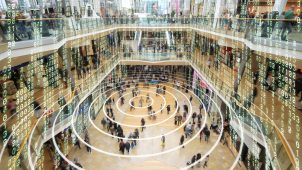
[128,94,154,109]
[115,88,166,117]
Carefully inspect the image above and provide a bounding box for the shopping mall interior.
[0,0,301,169]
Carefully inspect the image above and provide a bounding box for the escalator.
[135,30,142,51]
[165,31,175,49]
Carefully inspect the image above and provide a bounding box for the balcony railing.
[0,55,298,169]
[0,16,301,54]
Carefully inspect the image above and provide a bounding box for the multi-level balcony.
[0,16,300,170]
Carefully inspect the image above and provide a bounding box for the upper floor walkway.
[1,16,302,63]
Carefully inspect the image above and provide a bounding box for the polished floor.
[58,83,245,170]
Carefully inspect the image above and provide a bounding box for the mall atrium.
[0,0,301,169]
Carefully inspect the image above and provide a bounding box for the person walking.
[199,129,203,142]
[125,141,130,154]
[141,118,146,132]
[74,158,83,168]
[119,140,125,154]
[199,104,203,114]
[204,129,210,143]
[101,117,107,129]
[146,93,150,103]
[196,153,202,167]
[110,124,115,137]
[180,134,185,148]
[183,111,187,122]
[106,107,110,115]
[189,95,193,102]
[130,101,135,111]
[74,137,81,149]
[84,136,91,153]
[203,155,209,168]
[166,105,171,114]
[161,135,166,147]
[134,128,140,139]
[191,155,196,168]
[174,115,178,125]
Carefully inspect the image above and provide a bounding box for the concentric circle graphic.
[128,94,154,108]
[51,80,223,170]
[22,72,258,170]
[116,88,166,117]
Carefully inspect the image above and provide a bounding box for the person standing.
[174,100,177,108]
[183,104,188,113]
[197,118,202,130]
[204,129,210,143]
[177,115,182,125]
[121,97,125,105]
[197,113,202,122]
[109,107,113,117]
[192,112,197,124]
[163,86,166,95]
[281,5,295,41]
[139,97,143,107]
[141,118,146,132]
[189,95,193,102]
[160,104,163,113]
[180,134,185,148]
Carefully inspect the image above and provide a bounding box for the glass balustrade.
[0,16,300,54]
[20,52,296,169]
